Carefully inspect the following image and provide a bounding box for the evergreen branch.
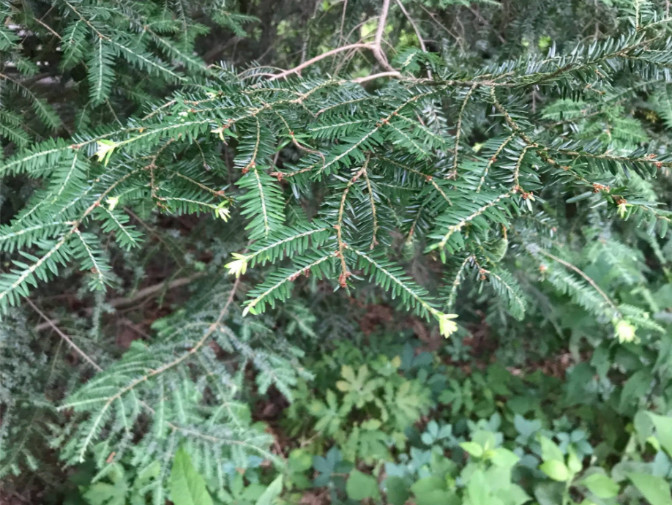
[480,266,527,319]
[0,222,71,253]
[109,39,186,82]
[63,278,241,461]
[446,255,474,310]
[243,254,334,315]
[451,84,477,177]
[337,156,371,285]
[63,0,108,40]
[89,38,114,104]
[73,229,109,289]
[476,134,516,192]
[379,156,452,204]
[534,247,621,318]
[347,247,440,320]
[0,166,142,310]
[226,224,332,277]
[316,89,439,176]
[434,192,512,250]
[0,234,71,309]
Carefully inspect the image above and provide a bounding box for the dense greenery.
[1,0,671,503]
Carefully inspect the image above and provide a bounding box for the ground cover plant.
[0,0,671,503]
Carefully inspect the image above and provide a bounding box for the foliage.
[275,339,672,505]
[0,0,671,503]
[67,337,669,505]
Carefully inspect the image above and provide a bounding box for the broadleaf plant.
[1,0,671,502]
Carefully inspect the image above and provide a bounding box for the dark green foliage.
[0,0,671,503]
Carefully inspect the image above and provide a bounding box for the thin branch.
[105,273,205,309]
[375,0,392,48]
[361,168,378,249]
[270,0,401,80]
[269,43,370,80]
[26,298,102,371]
[394,0,432,77]
[336,156,371,286]
[395,0,426,51]
[63,0,109,40]
[33,16,61,39]
[353,71,401,83]
[371,0,398,73]
[339,0,348,45]
[468,6,506,44]
[536,248,621,317]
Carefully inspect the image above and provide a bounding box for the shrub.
[0,0,671,503]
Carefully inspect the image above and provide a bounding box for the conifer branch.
[446,255,474,309]
[336,156,371,285]
[65,278,241,461]
[534,247,621,318]
[451,84,477,178]
[26,299,101,371]
[476,134,516,192]
[436,192,512,250]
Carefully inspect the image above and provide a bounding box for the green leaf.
[534,482,564,505]
[83,483,127,505]
[467,469,490,505]
[255,475,283,505]
[581,473,619,499]
[169,447,213,505]
[566,446,582,474]
[460,441,484,458]
[540,460,570,482]
[385,476,410,505]
[501,484,531,505]
[410,477,455,505]
[539,436,564,462]
[346,470,379,501]
[490,448,519,468]
[628,473,672,505]
[647,412,672,457]
[288,449,313,473]
[82,464,128,505]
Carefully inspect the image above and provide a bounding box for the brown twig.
[33,274,205,332]
[269,43,370,80]
[336,155,371,286]
[26,298,102,371]
[270,0,401,81]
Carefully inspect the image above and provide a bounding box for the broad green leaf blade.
[581,473,619,499]
[628,473,672,505]
[539,436,564,462]
[648,412,672,457]
[540,460,570,482]
[170,447,213,505]
[346,470,380,501]
[460,441,484,458]
[255,475,283,505]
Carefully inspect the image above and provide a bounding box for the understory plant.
[274,338,672,505]
[0,0,671,503]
